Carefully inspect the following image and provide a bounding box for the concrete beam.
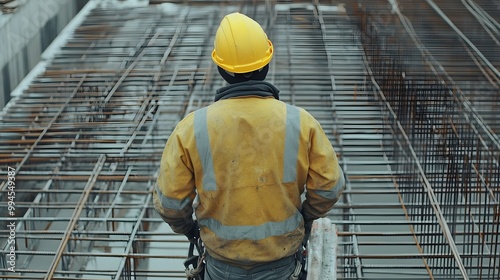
[307,218,338,280]
[0,0,88,108]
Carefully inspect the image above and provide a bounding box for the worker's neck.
[215,80,280,101]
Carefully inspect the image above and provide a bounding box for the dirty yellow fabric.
[154,96,344,268]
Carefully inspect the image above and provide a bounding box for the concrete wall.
[0,0,88,108]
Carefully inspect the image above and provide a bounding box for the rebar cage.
[356,1,500,278]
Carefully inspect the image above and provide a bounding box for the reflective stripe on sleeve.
[314,168,346,199]
[155,185,192,211]
[283,104,301,183]
[194,107,217,191]
[199,210,303,241]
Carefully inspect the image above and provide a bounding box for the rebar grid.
[0,0,498,279]
[356,0,500,279]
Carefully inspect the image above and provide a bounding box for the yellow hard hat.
[212,12,274,74]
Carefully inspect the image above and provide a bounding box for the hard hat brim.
[212,40,274,74]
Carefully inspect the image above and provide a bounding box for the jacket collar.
[215,80,280,102]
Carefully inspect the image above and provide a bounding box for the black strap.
[184,239,206,280]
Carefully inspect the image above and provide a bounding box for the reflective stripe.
[314,168,345,199]
[283,104,301,183]
[194,107,217,191]
[155,185,191,211]
[199,210,303,241]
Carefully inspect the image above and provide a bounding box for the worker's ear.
[250,64,269,81]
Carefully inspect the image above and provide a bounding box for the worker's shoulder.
[176,110,196,125]
[181,103,224,119]
[170,110,198,136]
[285,103,317,121]
[289,105,324,129]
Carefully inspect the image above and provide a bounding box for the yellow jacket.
[154,81,345,268]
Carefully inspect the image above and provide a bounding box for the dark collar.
[215,80,280,102]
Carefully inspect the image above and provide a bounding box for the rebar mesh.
[0,0,498,279]
[356,0,500,278]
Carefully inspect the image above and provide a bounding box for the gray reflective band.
[314,168,345,199]
[194,107,217,191]
[199,210,303,241]
[155,185,192,211]
[283,104,301,183]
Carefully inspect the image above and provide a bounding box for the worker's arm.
[301,117,345,223]
[153,125,198,238]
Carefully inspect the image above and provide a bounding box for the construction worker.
[154,12,345,280]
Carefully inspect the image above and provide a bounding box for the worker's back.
[189,94,305,268]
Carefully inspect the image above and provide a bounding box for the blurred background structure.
[0,0,498,279]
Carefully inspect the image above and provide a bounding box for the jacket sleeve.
[154,124,197,235]
[301,117,345,223]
